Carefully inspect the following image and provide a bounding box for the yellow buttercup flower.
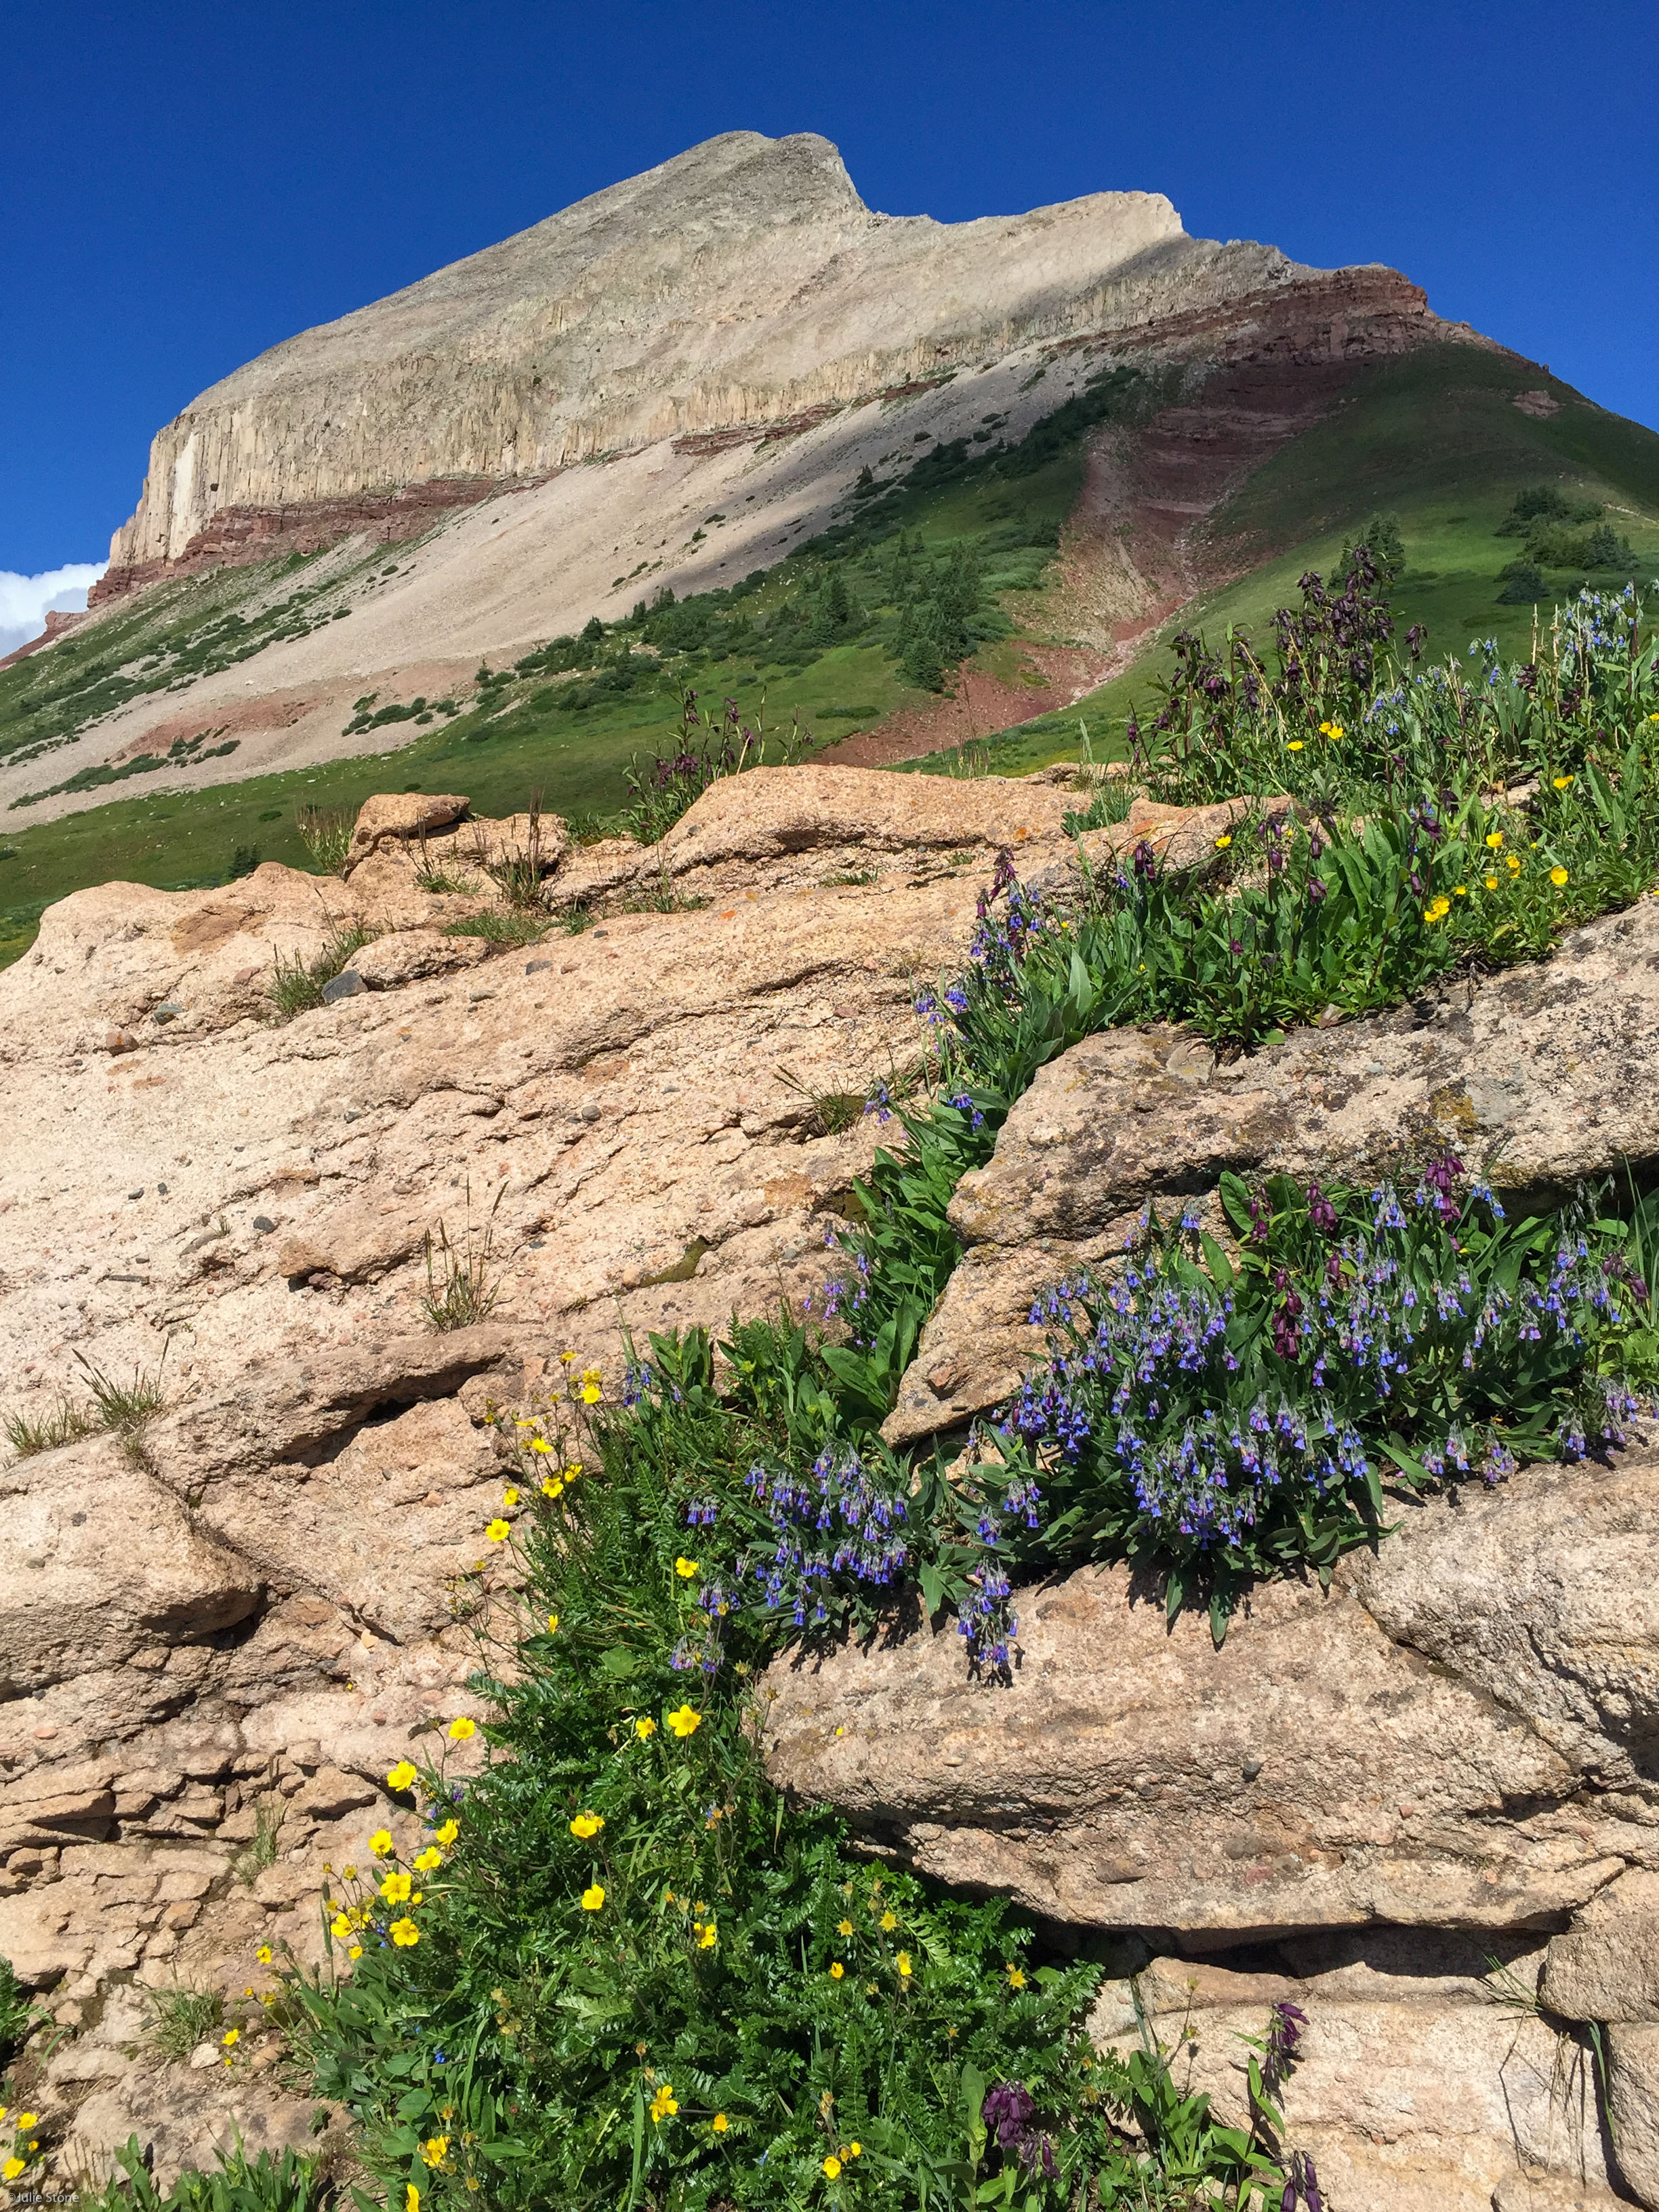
[1006,1965,1026,1988]
[390,1917,421,1947]
[674,1557,699,1578]
[1486,830,1504,849]
[649,2084,679,2124]
[1423,897,1451,924]
[581,1382,602,1404]
[541,1475,563,1497]
[381,1871,413,1904]
[697,1921,717,1949]
[255,1944,273,1965]
[849,2142,863,2158]
[331,1912,354,1939]
[222,2029,239,2049]
[422,2136,449,2169]
[634,1716,657,1740]
[838,1919,855,1938]
[1483,874,1499,890]
[1286,739,1305,752]
[529,1437,554,1454]
[581,1883,606,1910]
[1506,853,1521,873]
[830,1962,844,1980]
[370,1829,394,1856]
[486,1518,511,1542]
[560,1349,576,1365]
[570,1811,604,1839]
[666,1704,702,1738]
[3,2160,26,2184]
[880,1909,897,1932]
[415,1847,443,1873]
[348,1942,363,1960]
[897,1952,913,1978]
[824,2155,843,2179]
[386,1760,418,1793]
[1550,865,1569,886]
[1319,720,1345,741]
[546,1612,560,1632]
[502,1487,520,1507]
[1214,833,1232,849]
[712,2114,729,2134]
[1553,774,1575,790]
[435,1819,459,1846]
[448,1717,477,1741]
[14,2116,37,2134]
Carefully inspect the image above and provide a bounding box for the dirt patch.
[113,691,325,764]
[819,644,1113,770]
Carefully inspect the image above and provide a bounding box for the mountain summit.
[101,130,1439,591]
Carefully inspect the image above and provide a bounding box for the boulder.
[344,791,470,869]
[761,1451,1659,1942]
[1544,1871,1659,2022]
[350,927,491,987]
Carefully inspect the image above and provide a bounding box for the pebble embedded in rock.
[152,1002,183,1023]
[251,1215,277,1233]
[320,970,367,1003]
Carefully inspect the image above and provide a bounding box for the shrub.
[81,2139,325,2211]
[293,806,352,875]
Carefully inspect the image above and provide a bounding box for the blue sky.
[3,0,1656,583]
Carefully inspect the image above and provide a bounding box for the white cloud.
[0,562,108,661]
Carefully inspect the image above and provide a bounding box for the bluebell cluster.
[741,1444,911,1630]
[954,1465,1042,1668]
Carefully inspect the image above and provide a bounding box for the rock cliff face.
[98,130,1450,596]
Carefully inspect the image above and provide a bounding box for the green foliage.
[420,1185,506,1332]
[144,1982,227,2060]
[4,1350,167,1465]
[443,907,550,946]
[81,2137,325,2211]
[294,806,353,876]
[266,923,377,1021]
[0,1953,43,2064]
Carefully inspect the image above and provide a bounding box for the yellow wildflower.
[255,1944,273,1965]
[570,1811,604,1839]
[3,2160,25,2183]
[674,1557,699,1578]
[565,1462,583,1481]
[348,1942,363,1960]
[897,1952,913,1978]
[581,1883,606,1910]
[838,1919,855,1938]
[529,1437,554,1455]
[1286,739,1305,752]
[415,1847,443,1873]
[14,2116,36,2133]
[1507,853,1521,873]
[1486,830,1504,849]
[485,1518,511,1542]
[448,1717,477,1741]
[649,2083,679,2124]
[546,1611,560,1631]
[560,1349,575,1364]
[697,1921,717,1949]
[1319,720,1345,741]
[634,1716,657,1740]
[502,1487,520,1507]
[849,2142,863,2158]
[381,1871,413,1904]
[1554,774,1575,790]
[421,2136,449,2169]
[1006,1965,1027,1988]
[581,1382,602,1405]
[331,1912,354,1940]
[1550,865,1569,886]
[880,1909,897,1932]
[1454,885,1467,897]
[830,1962,844,1980]
[390,1917,421,1947]
[1214,833,1232,849]
[666,1704,702,1738]
[1484,874,1499,890]
[435,1820,459,1846]
[407,2188,419,2212]
[1423,896,1451,924]
[712,2114,729,2133]
[385,1760,418,1793]
[222,2029,239,2049]
[541,1476,563,1497]
[824,2155,843,2180]
[370,1829,393,1856]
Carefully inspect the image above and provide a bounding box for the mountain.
[3,131,1657,966]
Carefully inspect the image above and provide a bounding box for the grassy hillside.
[3,344,1657,965]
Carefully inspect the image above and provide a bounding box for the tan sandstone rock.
[344,791,470,869]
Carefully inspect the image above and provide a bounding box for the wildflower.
[560,1349,575,1364]
[1286,739,1305,752]
[1423,896,1451,923]
[649,2085,679,2124]
[348,1943,363,1961]
[546,1612,560,1633]
[370,1829,394,1856]
[406,2189,419,2212]
[1507,853,1521,873]
[1006,1965,1027,1989]
[331,1912,354,1939]
[1486,831,1504,848]
[830,1962,844,1979]
[222,2029,240,2049]
[581,1883,606,1910]
[570,1811,604,1839]
[255,1944,273,1965]
[1319,720,1345,740]
[897,1951,913,1978]
[529,1435,554,1454]
[849,2143,863,2158]
[435,1820,459,1846]
[712,2114,729,2133]
[385,1760,418,1793]
[415,1846,443,1872]
[1551,866,1569,886]
[1554,774,1575,790]
[448,1717,477,1741]
[381,1870,413,1904]
[697,1921,717,1948]
[824,2156,843,2180]
[634,1716,657,1740]
[501,1488,520,1509]
[541,1475,562,1496]
[1484,874,1499,890]
[3,2161,25,2183]
[838,1919,855,1938]
[880,1909,898,1931]
[422,2137,449,2169]
[666,1704,703,1738]
[485,1518,511,1542]
[1454,885,1467,897]
[581,1382,602,1405]
[1214,833,1232,849]
[390,1917,421,1947]
[674,1557,699,1578]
